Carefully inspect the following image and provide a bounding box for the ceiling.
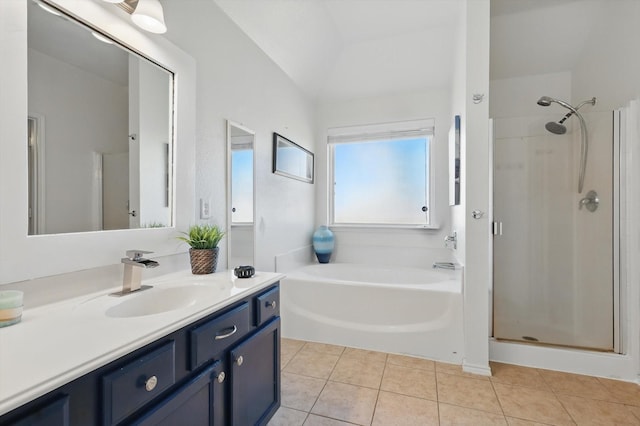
[213,0,464,103]
[213,0,604,103]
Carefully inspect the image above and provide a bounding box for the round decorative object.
[234,265,255,279]
[189,247,219,274]
[312,225,334,264]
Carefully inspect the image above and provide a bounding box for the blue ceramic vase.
[312,225,334,263]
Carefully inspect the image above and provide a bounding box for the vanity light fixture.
[131,0,167,34]
[102,0,167,34]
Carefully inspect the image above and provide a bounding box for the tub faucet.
[111,250,159,296]
[433,262,456,270]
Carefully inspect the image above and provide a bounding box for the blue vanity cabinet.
[128,361,221,426]
[0,282,281,426]
[229,317,280,426]
[7,394,70,426]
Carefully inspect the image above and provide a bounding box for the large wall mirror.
[28,0,173,235]
[0,0,195,284]
[226,121,255,268]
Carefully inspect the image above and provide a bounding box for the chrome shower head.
[537,96,575,111]
[537,96,553,107]
[545,121,567,135]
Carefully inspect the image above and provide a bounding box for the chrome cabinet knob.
[267,301,277,309]
[145,375,158,392]
[235,355,244,366]
[216,371,226,384]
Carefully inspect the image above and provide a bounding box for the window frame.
[327,119,437,229]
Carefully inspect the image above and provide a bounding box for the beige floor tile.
[302,342,346,356]
[493,382,574,425]
[268,407,308,426]
[372,391,439,426]
[303,414,355,426]
[537,369,612,401]
[282,338,306,369]
[490,362,549,390]
[311,381,378,425]
[381,364,438,401]
[439,402,508,425]
[342,347,388,363]
[329,354,386,389]
[558,394,640,425]
[505,417,551,425]
[436,361,490,380]
[597,377,640,407]
[387,353,435,371]
[282,372,327,412]
[436,372,502,414]
[629,405,640,421]
[284,349,340,379]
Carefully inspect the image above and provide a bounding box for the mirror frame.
[226,120,256,269]
[272,132,314,183]
[0,0,196,284]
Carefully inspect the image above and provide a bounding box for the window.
[328,120,433,227]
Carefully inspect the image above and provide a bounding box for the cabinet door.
[130,361,223,426]
[230,317,280,426]
[8,395,69,426]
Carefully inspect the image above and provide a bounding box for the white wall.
[28,48,128,234]
[572,0,640,111]
[314,90,454,267]
[462,0,491,376]
[161,0,316,272]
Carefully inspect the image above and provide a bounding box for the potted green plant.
[177,224,225,274]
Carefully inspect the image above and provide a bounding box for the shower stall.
[492,96,618,351]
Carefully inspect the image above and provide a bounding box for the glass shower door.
[492,113,614,350]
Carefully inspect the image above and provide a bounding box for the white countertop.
[0,269,284,416]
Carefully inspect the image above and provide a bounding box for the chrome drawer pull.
[216,371,226,384]
[235,355,244,366]
[145,375,158,392]
[266,301,277,309]
[214,325,238,340]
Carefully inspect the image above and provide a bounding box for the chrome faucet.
[111,250,159,296]
[433,262,457,270]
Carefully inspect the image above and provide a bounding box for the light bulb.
[131,0,167,34]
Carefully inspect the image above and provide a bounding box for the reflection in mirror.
[227,121,255,268]
[27,1,173,235]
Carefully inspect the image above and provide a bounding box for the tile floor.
[268,338,640,426]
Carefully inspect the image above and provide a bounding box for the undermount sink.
[106,285,219,318]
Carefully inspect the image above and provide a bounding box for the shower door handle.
[492,221,503,236]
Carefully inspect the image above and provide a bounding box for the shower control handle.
[579,190,599,212]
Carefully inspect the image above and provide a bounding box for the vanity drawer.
[255,286,280,327]
[102,341,176,426]
[190,302,250,369]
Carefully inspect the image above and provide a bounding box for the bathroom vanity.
[0,271,282,425]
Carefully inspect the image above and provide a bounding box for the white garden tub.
[280,263,463,363]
